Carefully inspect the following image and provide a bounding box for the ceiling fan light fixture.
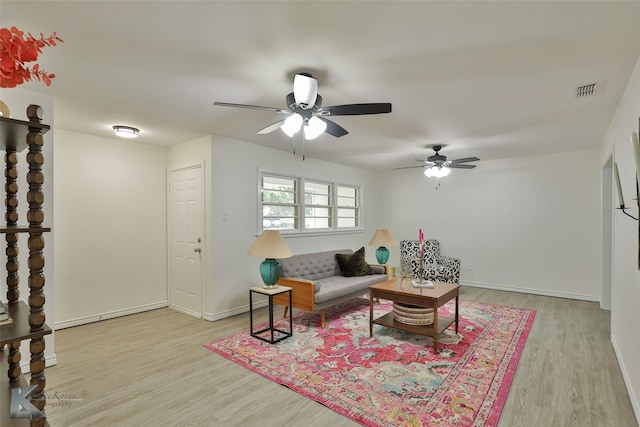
[304,116,327,140]
[293,73,318,109]
[112,125,139,139]
[424,165,450,178]
[281,113,303,137]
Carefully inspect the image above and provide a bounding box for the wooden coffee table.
[369,278,460,352]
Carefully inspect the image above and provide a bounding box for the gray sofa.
[272,249,388,327]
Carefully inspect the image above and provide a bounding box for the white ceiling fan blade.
[293,73,318,109]
[257,119,286,134]
[213,101,287,114]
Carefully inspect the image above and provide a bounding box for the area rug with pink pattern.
[204,296,535,427]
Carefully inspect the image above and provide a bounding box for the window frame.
[259,170,363,235]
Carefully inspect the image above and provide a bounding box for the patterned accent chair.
[400,239,461,284]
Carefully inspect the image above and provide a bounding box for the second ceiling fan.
[395,145,480,177]
[214,73,392,140]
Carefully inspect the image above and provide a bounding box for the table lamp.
[368,229,397,264]
[247,230,293,288]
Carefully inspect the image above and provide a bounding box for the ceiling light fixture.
[280,115,327,140]
[281,114,303,137]
[303,117,327,140]
[112,125,140,139]
[424,165,450,178]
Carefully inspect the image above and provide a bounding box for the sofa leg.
[321,309,326,328]
[283,306,289,318]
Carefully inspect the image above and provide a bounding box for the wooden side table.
[249,286,293,344]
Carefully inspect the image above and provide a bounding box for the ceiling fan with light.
[395,145,480,177]
[213,73,392,140]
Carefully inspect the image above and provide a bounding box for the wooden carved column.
[5,147,19,302]
[26,104,47,424]
[5,146,22,383]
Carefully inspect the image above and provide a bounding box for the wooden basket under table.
[392,302,434,325]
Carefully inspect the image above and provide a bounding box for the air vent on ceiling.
[576,82,597,98]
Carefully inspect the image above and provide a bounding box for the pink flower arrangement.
[0,26,63,88]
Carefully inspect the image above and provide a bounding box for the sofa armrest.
[272,277,316,312]
[370,264,387,275]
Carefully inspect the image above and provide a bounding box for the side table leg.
[288,290,293,336]
[249,291,254,335]
[268,295,274,343]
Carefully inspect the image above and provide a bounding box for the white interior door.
[168,164,204,318]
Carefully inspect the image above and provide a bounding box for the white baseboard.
[460,280,600,302]
[54,301,168,330]
[168,305,202,319]
[204,299,268,322]
[611,334,640,426]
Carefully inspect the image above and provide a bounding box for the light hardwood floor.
[31,287,638,427]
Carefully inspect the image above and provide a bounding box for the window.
[261,175,297,230]
[336,185,359,228]
[260,172,361,233]
[304,181,331,229]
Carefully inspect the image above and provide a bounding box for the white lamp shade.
[247,230,293,259]
[304,116,327,140]
[424,165,450,178]
[281,113,303,137]
[368,229,398,246]
[293,73,318,108]
[113,125,139,138]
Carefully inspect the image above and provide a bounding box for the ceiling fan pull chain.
[292,132,297,156]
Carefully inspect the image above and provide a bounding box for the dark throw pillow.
[336,247,373,277]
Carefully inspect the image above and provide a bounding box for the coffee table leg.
[369,292,374,337]
[433,307,439,353]
[455,293,459,334]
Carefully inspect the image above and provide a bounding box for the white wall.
[380,149,601,300]
[53,129,168,328]
[0,87,55,366]
[600,55,640,422]
[208,136,383,320]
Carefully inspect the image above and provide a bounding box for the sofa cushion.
[335,247,373,277]
[314,274,386,304]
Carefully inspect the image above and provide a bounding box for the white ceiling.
[3,1,640,171]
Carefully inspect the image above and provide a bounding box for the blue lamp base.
[375,246,389,264]
[259,258,281,288]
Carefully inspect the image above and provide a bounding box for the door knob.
[194,248,201,253]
